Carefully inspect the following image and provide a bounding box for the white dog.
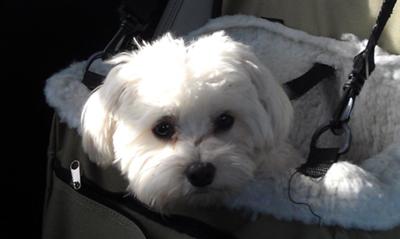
[81,32,400,230]
[81,32,293,208]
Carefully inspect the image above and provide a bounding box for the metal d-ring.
[311,122,352,155]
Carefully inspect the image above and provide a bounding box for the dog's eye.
[152,118,176,140]
[214,112,234,133]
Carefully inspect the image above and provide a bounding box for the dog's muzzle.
[185,162,216,187]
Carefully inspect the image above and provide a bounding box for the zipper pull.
[70,160,81,190]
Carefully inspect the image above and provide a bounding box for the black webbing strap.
[82,0,168,90]
[298,148,339,178]
[299,0,397,178]
[283,63,335,100]
[298,123,352,178]
[82,71,105,91]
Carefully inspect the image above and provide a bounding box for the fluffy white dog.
[81,32,293,208]
[80,32,400,230]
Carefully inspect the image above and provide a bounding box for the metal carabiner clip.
[339,96,355,123]
[311,122,352,155]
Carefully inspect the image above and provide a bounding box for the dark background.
[4,1,121,237]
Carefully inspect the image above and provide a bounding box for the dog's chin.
[184,186,241,207]
[143,185,243,213]
[131,169,255,212]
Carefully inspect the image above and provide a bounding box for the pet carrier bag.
[43,0,400,238]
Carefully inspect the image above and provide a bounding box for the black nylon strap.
[82,0,223,91]
[102,0,169,59]
[81,0,169,90]
[82,71,105,91]
[298,148,339,178]
[283,63,335,100]
[297,122,351,178]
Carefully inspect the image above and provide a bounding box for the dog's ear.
[81,62,130,166]
[239,47,293,143]
[191,31,293,144]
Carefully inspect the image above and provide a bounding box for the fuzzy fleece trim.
[226,143,400,231]
[44,60,112,130]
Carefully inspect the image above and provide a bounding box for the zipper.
[70,160,81,190]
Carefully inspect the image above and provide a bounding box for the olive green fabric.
[49,114,129,193]
[42,115,400,238]
[42,174,147,239]
[222,0,400,54]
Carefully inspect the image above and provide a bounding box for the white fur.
[189,15,400,161]
[227,143,400,230]
[44,60,112,130]
[45,15,400,230]
[80,32,293,211]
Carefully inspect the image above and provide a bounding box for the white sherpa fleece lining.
[44,15,400,230]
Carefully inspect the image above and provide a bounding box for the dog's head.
[81,32,293,210]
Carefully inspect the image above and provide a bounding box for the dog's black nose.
[185,162,216,187]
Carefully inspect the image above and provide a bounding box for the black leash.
[298,0,397,178]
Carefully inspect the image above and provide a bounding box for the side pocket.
[41,173,147,239]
